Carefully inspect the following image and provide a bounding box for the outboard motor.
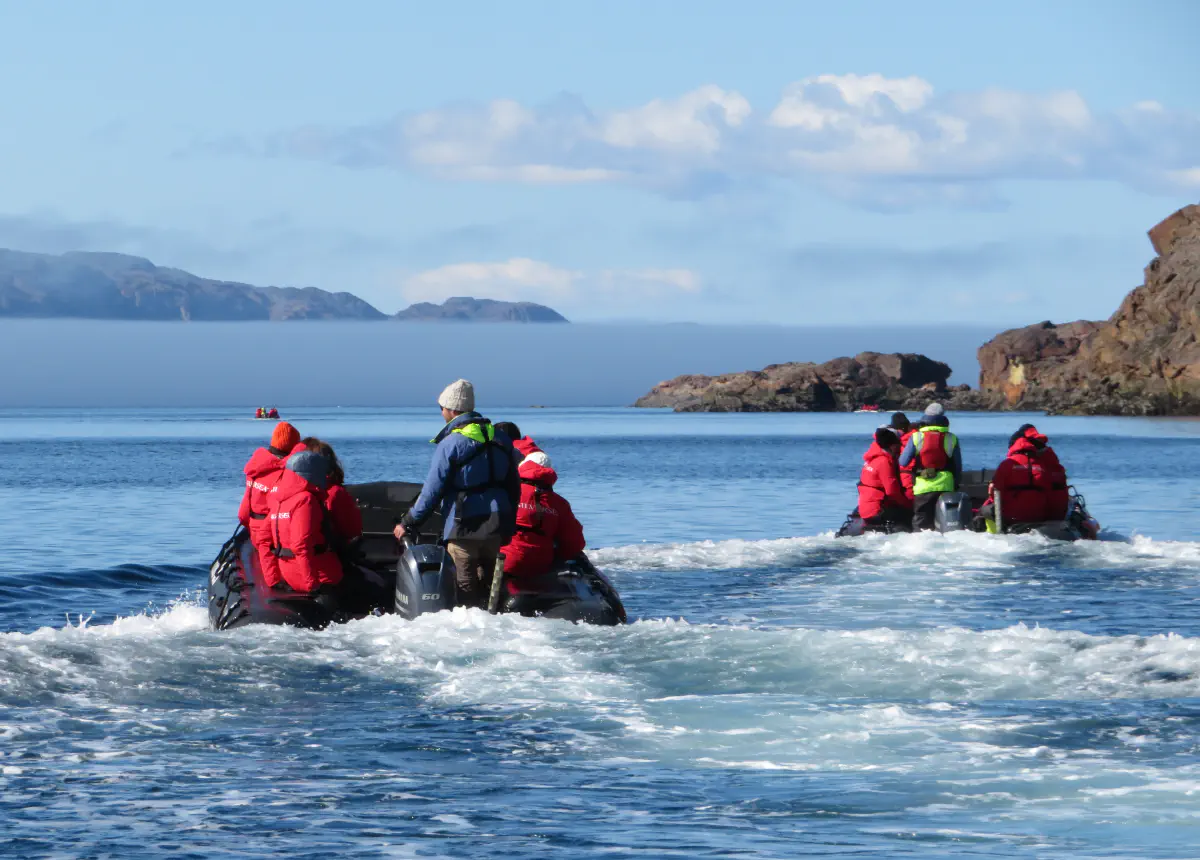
[394,537,457,619]
[934,491,973,532]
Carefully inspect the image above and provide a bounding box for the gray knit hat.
[924,402,945,417]
[286,450,329,490]
[438,379,475,413]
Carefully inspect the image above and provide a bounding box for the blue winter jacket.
[404,412,520,542]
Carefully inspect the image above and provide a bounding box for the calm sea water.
[2,407,1199,858]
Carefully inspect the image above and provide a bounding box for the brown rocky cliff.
[977,203,1200,415]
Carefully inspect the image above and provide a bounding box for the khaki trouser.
[446,537,505,609]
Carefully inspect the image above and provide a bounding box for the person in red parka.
[300,437,363,548]
[269,450,345,595]
[501,436,586,593]
[983,424,1071,526]
[857,426,912,530]
[238,421,302,588]
[1018,425,1070,520]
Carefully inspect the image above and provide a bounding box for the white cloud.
[242,74,1200,207]
[401,259,702,309]
[403,258,581,304]
[601,85,751,153]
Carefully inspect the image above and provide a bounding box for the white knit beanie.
[924,402,945,417]
[437,379,475,413]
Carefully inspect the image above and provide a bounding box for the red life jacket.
[269,468,343,593]
[857,441,910,519]
[991,437,1049,523]
[1020,430,1071,520]
[915,427,951,471]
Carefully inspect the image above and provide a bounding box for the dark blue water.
[2,408,1199,857]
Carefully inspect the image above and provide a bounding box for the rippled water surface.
[2,407,1199,858]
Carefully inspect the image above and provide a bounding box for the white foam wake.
[591,530,1200,573]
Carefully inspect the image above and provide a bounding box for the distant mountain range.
[0,249,567,322]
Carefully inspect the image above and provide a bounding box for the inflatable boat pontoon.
[208,481,626,631]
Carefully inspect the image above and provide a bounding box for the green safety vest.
[451,422,495,445]
[911,427,958,495]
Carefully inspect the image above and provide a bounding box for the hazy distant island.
[0,249,568,323]
[395,296,567,323]
[638,203,1200,417]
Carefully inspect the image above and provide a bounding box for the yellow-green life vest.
[451,422,495,445]
[911,427,958,495]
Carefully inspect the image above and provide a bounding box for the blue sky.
[1,0,1197,324]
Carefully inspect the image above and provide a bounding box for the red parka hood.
[519,458,558,487]
[514,436,542,458]
[244,447,285,479]
[244,443,307,479]
[863,441,896,464]
[514,436,558,486]
[1007,436,1041,458]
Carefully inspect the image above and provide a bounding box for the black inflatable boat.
[835,468,1100,541]
[208,481,627,631]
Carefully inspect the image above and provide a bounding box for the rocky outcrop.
[636,352,974,412]
[0,249,385,320]
[977,204,1200,415]
[394,296,568,322]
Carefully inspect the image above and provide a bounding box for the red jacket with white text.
[237,446,293,587]
[268,467,343,593]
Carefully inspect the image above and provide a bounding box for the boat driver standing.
[393,380,520,609]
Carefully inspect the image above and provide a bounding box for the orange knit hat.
[270,421,301,454]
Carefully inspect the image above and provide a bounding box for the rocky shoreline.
[637,203,1200,416]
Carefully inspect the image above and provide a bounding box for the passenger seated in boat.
[857,426,912,530]
[299,437,363,549]
[295,437,391,609]
[501,438,586,593]
[492,422,521,443]
[267,407,280,419]
[269,450,346,600]
[890,412,916,501]
[979,425,1069,528]
[1014,425,1069,520]
[238,421,302,588]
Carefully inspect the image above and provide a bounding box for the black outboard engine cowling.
[934,491,973,532]
[394,538,457,620]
